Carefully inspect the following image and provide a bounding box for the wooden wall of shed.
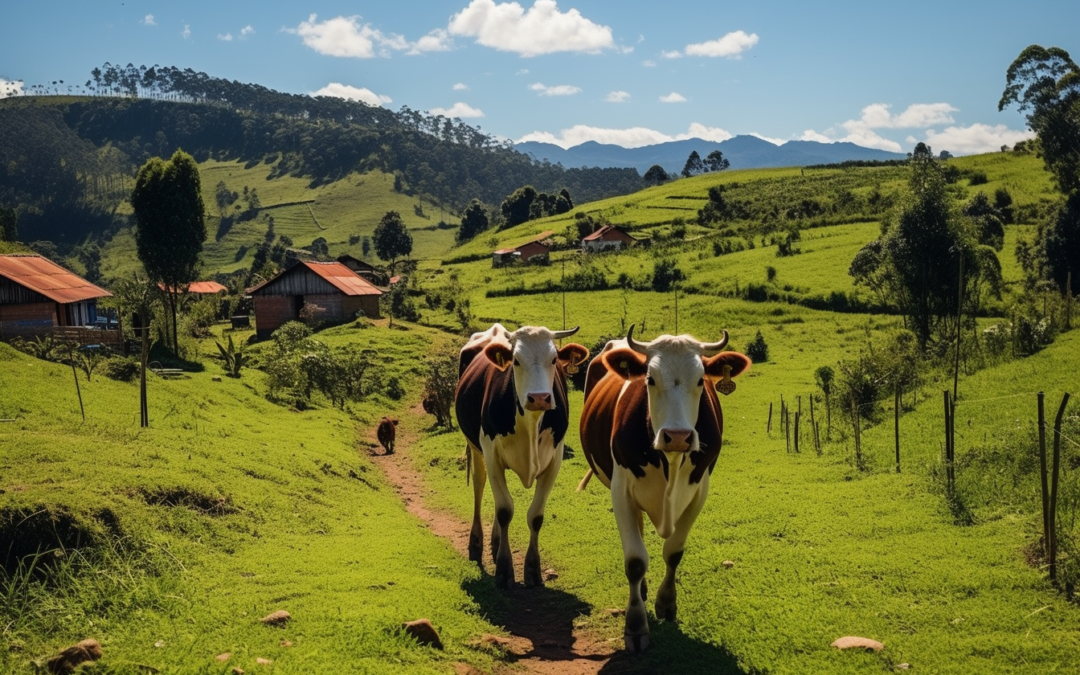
[253,267,338,296]
[0,302,57,340]
[254,296,296,340]
[343,295,380,320]
[0,277,50,304]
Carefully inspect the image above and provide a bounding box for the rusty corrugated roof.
[582,225,634,242]
[159,281,229,294]
[0,254,112,304]
[246,261,383,296]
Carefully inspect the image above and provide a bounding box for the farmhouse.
[0,254,112,340]
[247,260,382,339]
[582,225,635,252]
[492,232,553,267]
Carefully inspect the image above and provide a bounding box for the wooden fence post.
[895,386,901,473]
[1037,392,1049,564]
[1049,393,1071,582]
[767,402,773,436]
[785,407,791,453]
[943,390,954,494]
[794,412,801,453]
[69,346,85,422]
[810,395,820,454]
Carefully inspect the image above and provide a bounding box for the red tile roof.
[0,254,111,303]
[246,261,383,296]
[582,225,634,242]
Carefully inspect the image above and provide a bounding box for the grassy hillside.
[0,323,511,674]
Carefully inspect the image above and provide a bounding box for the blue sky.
[2,1,1075,154]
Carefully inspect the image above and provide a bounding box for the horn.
[626,324,650,355]
[552,326,580,340]
[700,330,730,355]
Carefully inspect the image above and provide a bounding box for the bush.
[101,356,140,382]
[746,331,769,363]
[385,377,405,401]
[651,259,685,292]
[968,170,989,186]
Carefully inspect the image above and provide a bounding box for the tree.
[0,206,17,242]
[556,188,574,214]
[457,199,489,243]
[999,45,1080,294]
[421,352,457,429]
[372,211,413,272]
[651,259,685,292]
[109,275,157,427]
[500,186,538,227]
[361,236,371,257]
[815,365,835,438]
[681,151,704,178]
[704,150,730,173]
[644,164,669,186]
[131,149,206,354]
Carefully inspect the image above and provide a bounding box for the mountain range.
[514,135,907,174]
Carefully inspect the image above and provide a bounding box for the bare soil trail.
[369,416,620,675]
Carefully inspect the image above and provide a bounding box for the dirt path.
[370,421,617,675]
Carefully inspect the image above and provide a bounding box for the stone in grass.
[722,560,735,569]
[256,657,273,665]
[46,638,103,674]
[402,619,444,650]
[231,668,245,675]
[831,636,884,652]
[215,653,232,663]
[260,610,291,627]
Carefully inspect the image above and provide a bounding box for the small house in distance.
[582,225,635,253]
[337,255,389,286]
[247,261,382,339]
[0,254,112,340]
[492,231,553,267]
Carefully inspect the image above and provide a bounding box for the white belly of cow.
[487,414,558,489]
[617,454,708,540]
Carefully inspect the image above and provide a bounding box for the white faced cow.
[579,326,750,651]
[455,323,589,588]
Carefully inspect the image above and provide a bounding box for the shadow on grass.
[462,574,747,674]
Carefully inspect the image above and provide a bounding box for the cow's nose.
[660,428,693,452]
[525,392,553,410]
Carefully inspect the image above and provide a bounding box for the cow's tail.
[466,445,471,487]
[576,468,594,492]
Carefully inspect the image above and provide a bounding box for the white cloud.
[182,24,191,39]
[605,90,630,103]
[684,30,759,58]
[516,68,530,75]
[660,50,681,59]
[430,101,485,118]
[311,82,392,107]
[448,0,614,57]
[241,25,255,38]
[749,132,783,146]
[854,102,957,129]
[0,79,24,98]
[660,92,686,103]
[922,124,1035,155]
[143,14,156,26]
[642,59,656,67]
[453,82,469,91]
[410,28,453,54]
[218,33,234,41]
[798,129,833,143]
[516,122,732,149]
[530,82,581,96]
[288,14,407,58]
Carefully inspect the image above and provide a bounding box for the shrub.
[968,170,989,185]
[651,259,685,292]
[101,356,140,382]
[746,331,769,363]
[422,352,458,429]
[385,377,405,401]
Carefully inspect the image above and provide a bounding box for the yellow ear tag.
[567,363,579,374]
[619,359,628,372]
[716,364,736,396]
[496,353,505,369]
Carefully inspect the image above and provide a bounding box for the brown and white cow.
[579,326,750,651]
[455,323,589,588]
[377,417,398,455]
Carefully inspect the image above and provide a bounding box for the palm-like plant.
[215,335,248,378]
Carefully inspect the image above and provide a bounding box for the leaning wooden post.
[69,345,85,422]
[767,402,773,436]
[809,395,820,454]
[785,407,791,453]
[1049,393,1071,582]
[943,391,952,493]
[894,385,901,473]
[1037,392,1049,563]
[780,395,786,435]
[794,412,801,453]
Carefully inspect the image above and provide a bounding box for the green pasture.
[0,324,509,675]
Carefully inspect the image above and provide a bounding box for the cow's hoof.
[524,567,543,588]
[655,600,676,622]
[495,558,514,589]
[468,543,483,565]
[624,632,650,653]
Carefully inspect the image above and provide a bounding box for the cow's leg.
[468,446,487,565]
[655,475,709,622]
[612,471,649,652]
[523,444,563,587]
[484,449,515,589]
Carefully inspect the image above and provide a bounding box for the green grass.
[0,324,509,674]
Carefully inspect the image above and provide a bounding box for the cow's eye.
[551,357,557,365]
[514,359,521,366]
[698,377,705,387]
[647,376,655,386]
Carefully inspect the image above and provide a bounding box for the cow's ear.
[703,352,751,389]
[483,342,513,371]
[603,348,648,379]
[392,419,399,426]
[557,343,589,369]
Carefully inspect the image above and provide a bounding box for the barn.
[0,254,112,341]
[582,225,635,252]
[492,232,553,267]
[337,255,389,286]
[247,261,382,339]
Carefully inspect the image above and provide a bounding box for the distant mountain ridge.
[515,135,906,174]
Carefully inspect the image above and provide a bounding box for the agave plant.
[215,335,248,378]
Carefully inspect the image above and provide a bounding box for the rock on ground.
[46,638,102,675]
[402,618,444,649]
[831,636,884,652]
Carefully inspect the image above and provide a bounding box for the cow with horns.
[455,323,589,588]
[578,326,750,651]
